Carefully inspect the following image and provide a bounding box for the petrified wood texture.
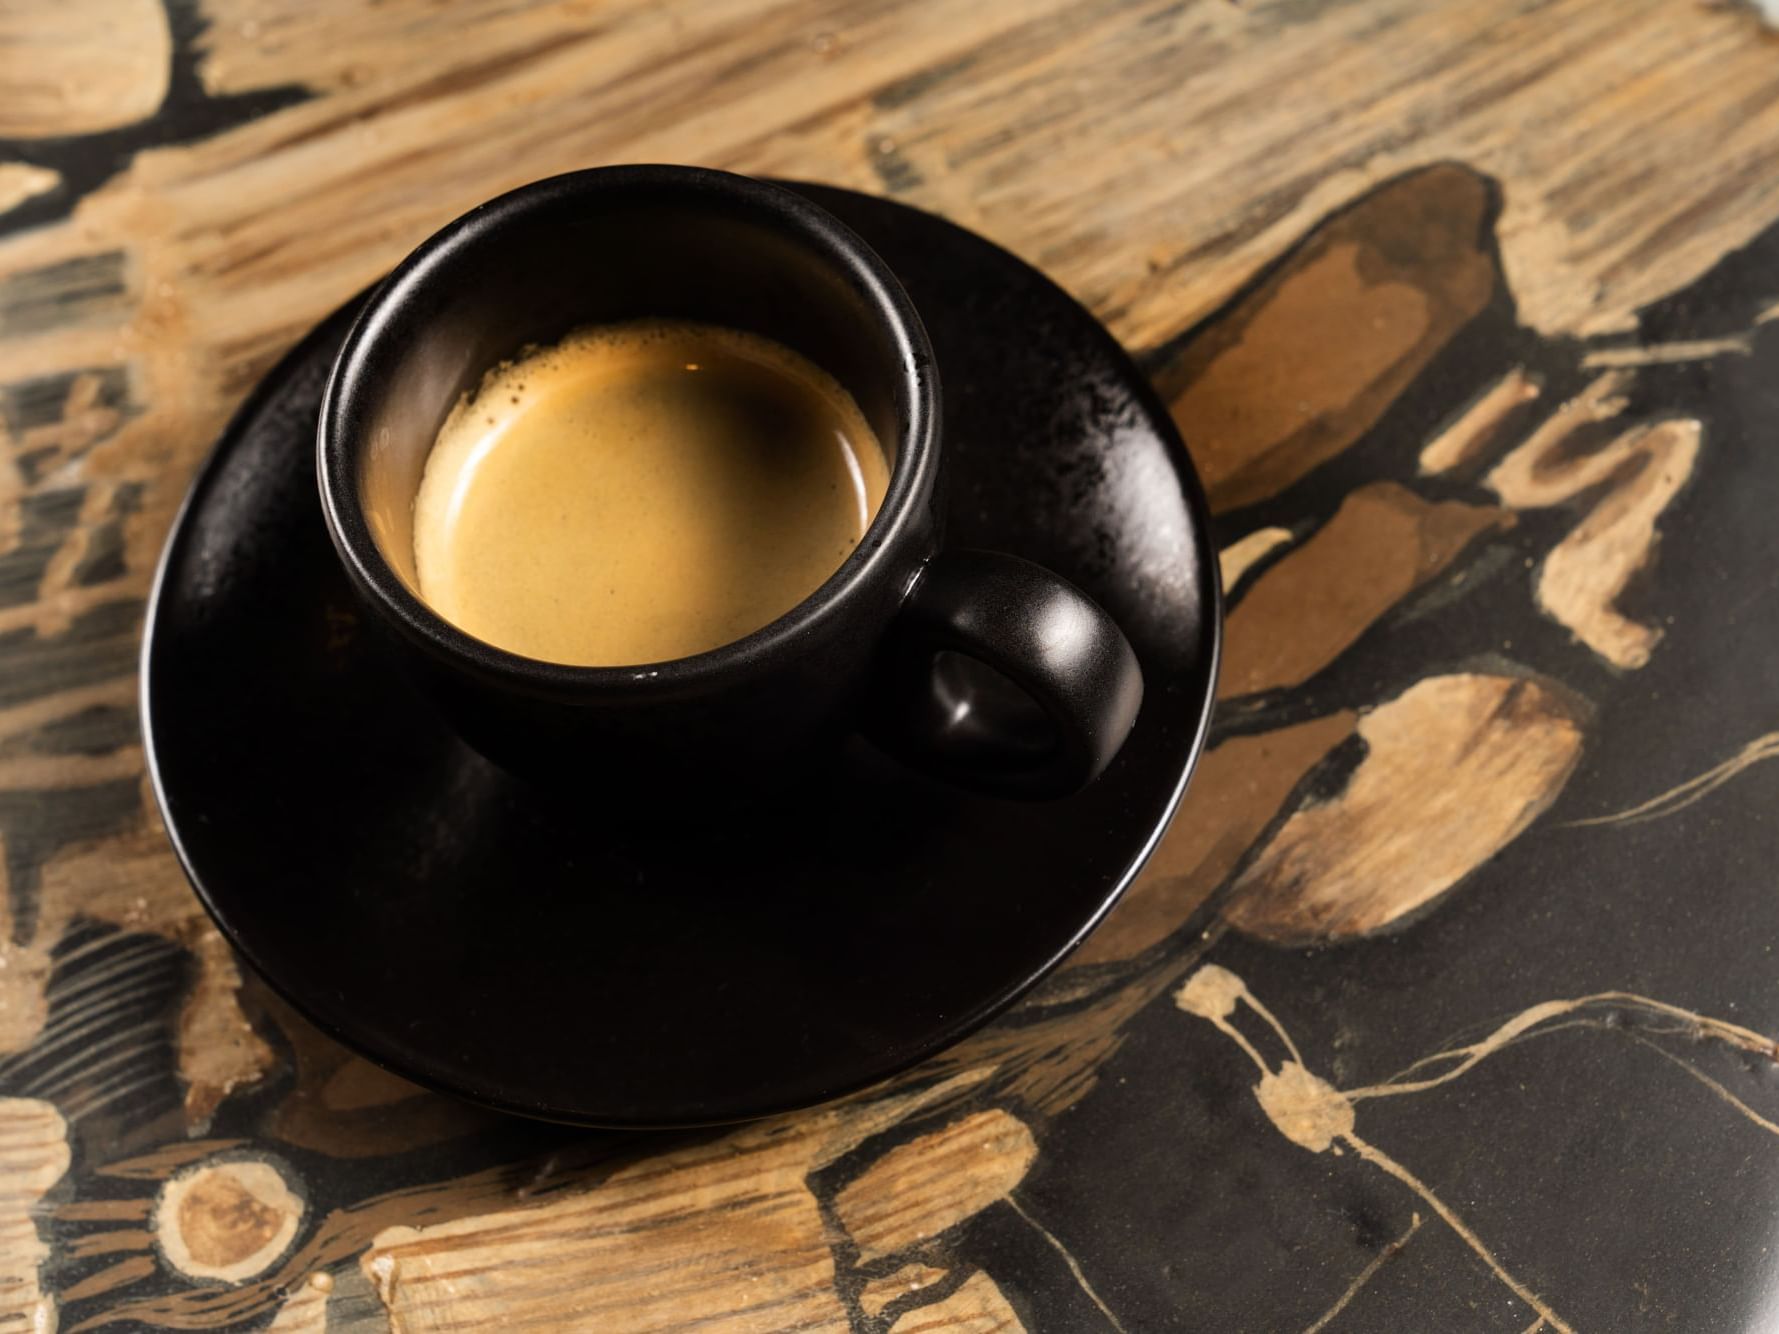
[6,0,1779,1328]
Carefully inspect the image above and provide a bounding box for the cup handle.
[862,549,1144,798]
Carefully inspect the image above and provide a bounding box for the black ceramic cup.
[317,165,1142,798]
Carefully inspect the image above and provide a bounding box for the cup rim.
[317,164,939,697]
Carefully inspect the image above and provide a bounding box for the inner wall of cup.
[350,185,915,593]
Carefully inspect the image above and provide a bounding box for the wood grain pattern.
[1070,712,1356,966]
[0,164,59,218]
[355,1086,1017,1333]
[834,1110,1036,1265]
[1488,379,1702,669]
[1535,418,1701,671]
[162,0,1779,342]
[362,1121,851,1332]
[5,0,1779,1327]
[883,1272,1024,1333]
[0,1097,67,1333]
[1419,368,1542,476]
[1153,164,1502,513]
[1215,526,1292,595]
[1224,674,1589,943]
[1218,482,1510,699]
[858,1263,948,1320]
[0,1,170,138]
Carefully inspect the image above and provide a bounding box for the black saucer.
[143,184,1220,1127]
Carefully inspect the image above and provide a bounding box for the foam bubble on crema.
[412,319,890,666]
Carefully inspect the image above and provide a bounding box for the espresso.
[412,321,890,666]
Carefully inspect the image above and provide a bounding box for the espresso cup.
[317,165,1142,798]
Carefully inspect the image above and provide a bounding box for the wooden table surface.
[7,1,1779,1328]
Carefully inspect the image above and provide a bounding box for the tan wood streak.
[1537,420,1701,671]
[198,0,730,96]
[1225,674,1589,944]
[102,1137,245,1180]
[0,746,142,790]
[1219,483,1511,699]
[1582,336,1755,369]
[362,1114,852,1333]
[58,1255,158,1304]
[1419,369,1543,476]
[834,1109,1036,1264]
[56,1197,153,1222]
[1071,713,1357,967]
[0,370,123,497]
[1490,395,1701,670]
[65,1226,152,1259]
[1154,165,1500,512]
[1217,527,1293,597]
[1483,375,1666,646]
[0,677,136,751]
[927,957,1190,1122]
[1486,372,1635,503]
[860,1262,951,1319]
[102,1073,991,1330]
[886,1271,1027,1333]
[32,476,118,634]
[0,163,58,216]
[0,1097,68,1334]
[0,586,136,639]
[0,0,171,138]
